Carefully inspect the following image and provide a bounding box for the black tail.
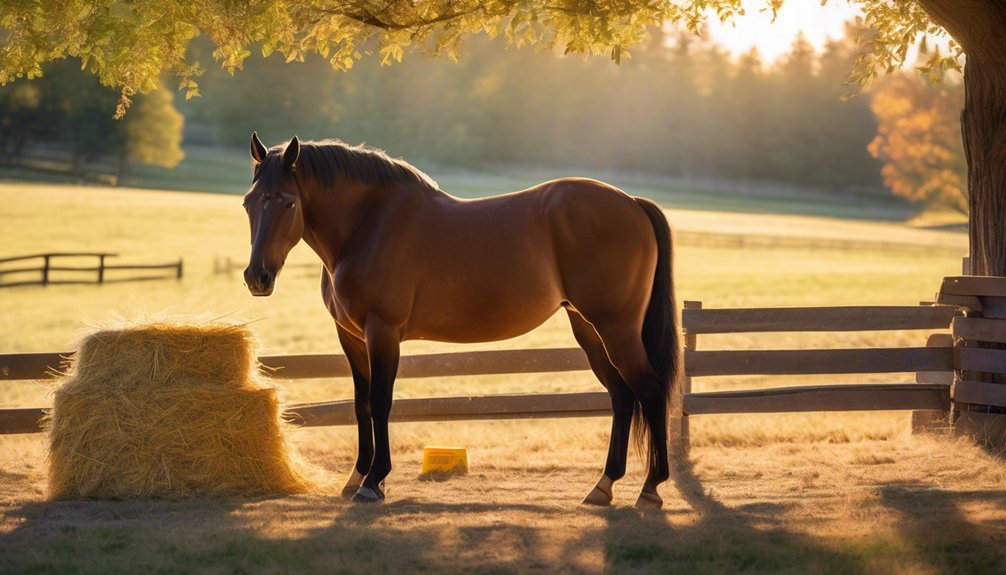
[632,197,681,475]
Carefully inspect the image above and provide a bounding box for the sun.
[703,0,863,61]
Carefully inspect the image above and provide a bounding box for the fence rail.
[0,253,183,288]
[0,302,957,436]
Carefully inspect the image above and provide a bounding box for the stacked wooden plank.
[938,276,1006,445]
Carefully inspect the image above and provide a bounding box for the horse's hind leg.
[337,324,374,498]
[567,309,635,506]
[589,319,670,509]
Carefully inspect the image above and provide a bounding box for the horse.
[243,133,681,508]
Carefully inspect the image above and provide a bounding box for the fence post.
[176,259,183,280]
[911,329,954,435]
[97,254,106,284]
[670,300,699,457]
[41,255,50,286]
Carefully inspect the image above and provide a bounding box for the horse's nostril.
[259,271,271,286]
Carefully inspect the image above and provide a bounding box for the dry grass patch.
[4,427,1006,573]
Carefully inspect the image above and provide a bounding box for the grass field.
[3,181,1004,574]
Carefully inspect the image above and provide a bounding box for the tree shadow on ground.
[877,481,1006,573]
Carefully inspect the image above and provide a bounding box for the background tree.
[0,82,44,164]
[119,85,185,182]
[0,59,184,180]
[868,72,966,214]
[42,59,124,173]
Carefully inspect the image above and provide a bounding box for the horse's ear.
[284,136,300,172]
[250,132,267,164]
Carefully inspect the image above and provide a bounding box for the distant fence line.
[213,257,318,276]
[0,253,183,288]
[210,232,963,277]
[673,231,963,256]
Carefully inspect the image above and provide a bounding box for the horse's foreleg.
[341,376,372,497]
[337,325,373,498]
[353,315,401,503]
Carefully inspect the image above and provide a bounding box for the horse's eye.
[286,201,295,209]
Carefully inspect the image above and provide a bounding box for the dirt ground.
[3,419,1006,574]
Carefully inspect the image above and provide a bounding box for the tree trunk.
[916,0,1006,275]
[116,149,128,187]
[963,52,1006,275]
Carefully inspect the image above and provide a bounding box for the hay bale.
[47,322,314,499]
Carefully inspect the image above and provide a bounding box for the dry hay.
[47,321,316,499]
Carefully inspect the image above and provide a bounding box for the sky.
[704,0,863,62]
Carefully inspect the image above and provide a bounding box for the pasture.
[3,182,1005,573]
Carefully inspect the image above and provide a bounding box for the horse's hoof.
[634,490,663,510]
[341,469,366,498]
[581,485,613,506]
[351,485,384,503]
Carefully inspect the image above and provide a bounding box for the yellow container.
[421,446,469,475]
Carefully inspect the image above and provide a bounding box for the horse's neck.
[300,178,437,271]
[299,179,364,270]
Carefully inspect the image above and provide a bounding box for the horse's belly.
[404,281,562,343]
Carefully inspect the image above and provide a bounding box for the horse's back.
[442,176,659,322]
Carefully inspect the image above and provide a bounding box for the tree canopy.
[0,1,961,117]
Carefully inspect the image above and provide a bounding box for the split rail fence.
[0,253,183,288]
[0,302,959,448]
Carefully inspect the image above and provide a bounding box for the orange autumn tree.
[868,73,966,214]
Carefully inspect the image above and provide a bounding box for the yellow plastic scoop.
[421,446,469,475]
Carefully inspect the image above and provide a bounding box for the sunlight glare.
[704,0,863,61]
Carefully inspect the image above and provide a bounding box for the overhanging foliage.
[0,1,960,117]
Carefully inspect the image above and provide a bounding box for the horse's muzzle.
[244,266,275,297]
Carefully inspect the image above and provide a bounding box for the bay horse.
[243,133,681,508]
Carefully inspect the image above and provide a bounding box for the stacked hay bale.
[48,322,314,499]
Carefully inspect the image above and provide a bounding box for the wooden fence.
[0,253,183,288]
[0,303,959,442]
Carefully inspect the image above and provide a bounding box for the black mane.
[263,139,440,191]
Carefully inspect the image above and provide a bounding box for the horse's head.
[243,132,303,296]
